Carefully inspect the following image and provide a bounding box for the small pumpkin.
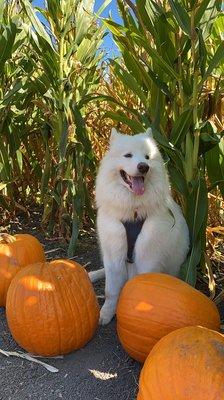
[116,273,220,362]
[6,259,99,356]
[137,326,224,400]
[0,233,45,306]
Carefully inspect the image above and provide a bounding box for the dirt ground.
[0,209,223,400]
[0,211,141,400]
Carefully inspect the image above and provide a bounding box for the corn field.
[0,0,223,285]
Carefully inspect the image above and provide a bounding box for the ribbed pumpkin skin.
[0,233,45,306]
[117,273,220,362]
[6,259,99,356]
[137,326,224,400]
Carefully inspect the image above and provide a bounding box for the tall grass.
[102,0,223,284]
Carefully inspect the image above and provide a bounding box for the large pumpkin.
[0,233,45,306]
[6,259,99,356]
[116,273,220,362]
[137,326,224,400]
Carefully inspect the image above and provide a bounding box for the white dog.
[93,128,189,325]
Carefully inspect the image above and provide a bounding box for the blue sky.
[32,0,121,56]
[94,0,121,56]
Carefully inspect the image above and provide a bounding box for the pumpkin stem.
[0,233,16,244]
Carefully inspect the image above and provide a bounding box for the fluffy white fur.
[95,128,189,325]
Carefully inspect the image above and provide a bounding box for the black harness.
[122,215,145,263]
[121,208,175,264]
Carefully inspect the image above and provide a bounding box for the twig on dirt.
[68,256,78,260]
[28,354,63,359]
[45,248,62,254]
[214,290,224,305]
[45,237,64,242]
[83,262,91,268]
[0,349,58,373]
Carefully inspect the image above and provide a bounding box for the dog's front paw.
[99,306,114,325]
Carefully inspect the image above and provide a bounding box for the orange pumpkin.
[137,326,224,400]
[0,233,45,306]
[116,273,220,362]
[6,259,99,356]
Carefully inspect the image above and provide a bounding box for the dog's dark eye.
[124,153,132,158]
[145,155,149,160]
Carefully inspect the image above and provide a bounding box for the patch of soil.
[0,209,141,400]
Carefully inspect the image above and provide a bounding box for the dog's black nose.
[137,162,149,174]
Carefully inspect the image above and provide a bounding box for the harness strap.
[122,218,145,263]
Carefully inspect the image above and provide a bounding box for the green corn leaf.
[147,68,173,99]
[203,41,224,81]
[105,111,144,133]
[0,81,23,108]
[0,135,11,180]
[58,119,69,162]
[199,120,220,154]
[72,105,93,156]
[132,34,179,80]
[78,94,144,122]
[195,0,215,25]
[96,0,112,16]
[212,13,224,42]
[121,49,146,84]
[0,0,4,23]
[151,127,173,149]
[103,18,126,37]
[206,137,224,197]
[170,108,193,147]
[46,0,61,29]
[168,165,189,197]
[198,28,207,77]
[195,0,220,38]
[0,22,17,73]
[113,61,148,105]
[165,147,185,173]
[67,188,84,257]
[41,144,51,200]
[75,2,95,45]
[136,0,160,38]
[180,178,208,285]
[180,238,202,286]
[20,0,53,46]
[186,178,208,243]
[168,0,191,36]
[68,215,79,257]
[117,0,139,33]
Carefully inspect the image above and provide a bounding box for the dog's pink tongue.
[131,177,145,196]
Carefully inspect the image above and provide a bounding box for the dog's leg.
[97,215,128,325]
[134,215,186,276]
[100,254,127,325]
[127,262,137,280]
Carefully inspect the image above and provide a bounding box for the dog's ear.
[145,127,153,138]
[110,128,121,145]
